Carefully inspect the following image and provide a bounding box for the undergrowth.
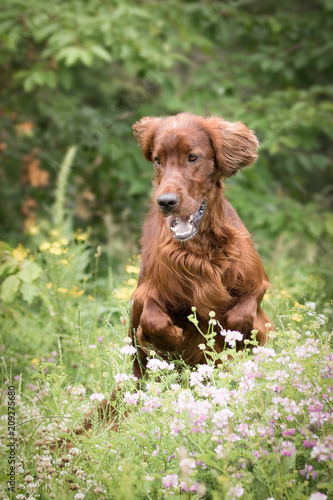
[0,232,332,500]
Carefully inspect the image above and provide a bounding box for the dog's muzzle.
[166,200,206,242]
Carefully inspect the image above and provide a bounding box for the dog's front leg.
[137,297,184,352]
[223,283,268,338]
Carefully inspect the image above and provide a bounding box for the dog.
[130,113,271,378]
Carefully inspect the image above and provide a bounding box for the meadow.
[0,220,332,499]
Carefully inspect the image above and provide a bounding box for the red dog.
[130,113,270,378]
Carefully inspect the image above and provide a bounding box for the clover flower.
[119,345,136,355]
[220,329,243,347]
[89,392,104,402]
[146,358,174,372]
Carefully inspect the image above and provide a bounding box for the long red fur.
[130,113,271,378]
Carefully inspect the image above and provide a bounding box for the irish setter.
[130,113,270,378]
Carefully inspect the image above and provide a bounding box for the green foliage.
[0,0,332,291]
[0,246,332,498]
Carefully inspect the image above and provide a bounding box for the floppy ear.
[205,117,259,177]
[132,116,162,161]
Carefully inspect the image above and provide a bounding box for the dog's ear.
[132,116,162,161]
[205,117,259,177]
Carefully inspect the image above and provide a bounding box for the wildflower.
[309,494,327,500]
[46,283,53,289]
[119,345,136,355]
[280,441,296,456]
[306,301,316,310]
[198,343,206,350]
[88,344,97,349]
[162,474,179,489]
[126,265,140,274]
[291,313,302,322]
[227,485,244,499]
[13,243,28,261]
[31,358,40,365]
[49,247,62,255]
[179,458,196,474]
[89,392,104,402]
[146,358,174,372]
[74,493,85,500]
[39,241,51,251]
[299,463,318,479]
[220,329,243,347]
[123,391,140,405]
[57,287,68,294]
[114,373,137,383]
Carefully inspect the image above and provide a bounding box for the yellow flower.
[39,241,51,251]
[49,229,59,238]
[60,259,68,265]
[31,358,40,365]
[114,287,132,301]
[51,242,61,248]
[69,288,84,298]
[280,289,288,295]
[57,287,68,294]
[294,301,299,307]
[27,224,39,235]
[126,278,137,286]
[88,295,94,301]
[291,314,302,322]
[13,244,28,262]
[126,265,140,274]
[46,283,53,289]
[49,247,62,255]
[62,248,68,254]
[75,230,89,241]
[60,237,68,245]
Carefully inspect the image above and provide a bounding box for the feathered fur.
[130,113,271,377]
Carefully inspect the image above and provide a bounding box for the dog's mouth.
[166,200,206,242]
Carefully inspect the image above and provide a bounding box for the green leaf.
[80,49,93,66]
[91,45,112,62]
[20,282,38,305]
[17,261,42,283]
[1,275,20,303]
[0,260,18,278]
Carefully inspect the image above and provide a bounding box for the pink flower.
[90,392,104,401]
[123,391,140,405]
[88,344,97,349]
[280,441,296,456]
[309,493,327,500]
[162,474,178,489]
[227,485,244,499]
[119,345,136,355]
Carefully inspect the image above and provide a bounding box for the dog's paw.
[224,307,254,337]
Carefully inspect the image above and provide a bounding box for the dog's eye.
[153,157,161,165]
[188,154,199,162]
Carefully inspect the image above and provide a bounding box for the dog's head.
[133,113,258,242]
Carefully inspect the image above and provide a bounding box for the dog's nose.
[157,193,179,212]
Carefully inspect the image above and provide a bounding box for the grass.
[0,231,332,500]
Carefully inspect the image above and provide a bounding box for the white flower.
[119,345,136,355]
[220,329,243,347]
[305,301,316,310]
[227,485,244,499]
[309,493,327,500]
[89,392,104,402]
[146,358,174,372]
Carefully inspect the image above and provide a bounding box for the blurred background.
[1,0,333,296]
